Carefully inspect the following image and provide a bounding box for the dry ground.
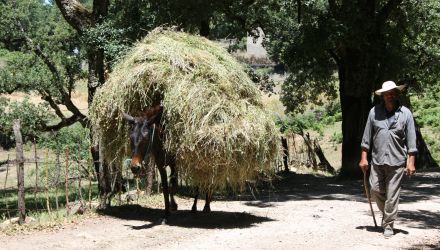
[1,168,439,250]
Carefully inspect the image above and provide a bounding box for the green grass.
[1,182,99,222]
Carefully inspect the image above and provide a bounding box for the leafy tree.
[256,0,440,177]
[0,0,87,131]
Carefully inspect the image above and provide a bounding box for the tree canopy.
[1,0,439,179]
[254,0,440,177]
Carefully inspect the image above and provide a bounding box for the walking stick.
[362,168,378,228]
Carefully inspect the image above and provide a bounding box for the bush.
[411,83,440,163]
[330,131,343,144]
[0,97,54,144]
[278,101,341,135]
[39,123,91,162]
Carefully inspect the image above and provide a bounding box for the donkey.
[122,104,212,223]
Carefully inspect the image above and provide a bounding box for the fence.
[0,120,334,225]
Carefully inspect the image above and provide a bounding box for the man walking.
[359,80,417,238]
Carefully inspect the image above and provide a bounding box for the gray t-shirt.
[361,104,418,167]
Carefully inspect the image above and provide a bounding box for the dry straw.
[90,28,281,192]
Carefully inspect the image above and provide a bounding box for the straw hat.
[375,81,406,95]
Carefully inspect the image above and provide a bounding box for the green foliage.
[0,97,54,138]
[39,123,91,161]
[245,67,276,95]
[423,133,440,163]
[330,131,343,144]
[277,101,342,135]
[412,83,440,163]
[82,20,131,65]
[0,49,53,94]
[412,84,440,129]
[250,1,440,112]
[0,0,84,133]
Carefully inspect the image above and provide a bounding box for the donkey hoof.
[160,217,168,225]
[202,206,211,213]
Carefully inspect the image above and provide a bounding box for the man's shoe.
[383,227,394,238]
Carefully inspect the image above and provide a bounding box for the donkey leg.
[168,164,178,211]
[157,166,170,224]
[202,190,212,213]
[191,187,199,213]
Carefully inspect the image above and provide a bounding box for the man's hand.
[406,164,416,176]
[406,153,416,176]
[359,148,369,173]
[359,159,369,173]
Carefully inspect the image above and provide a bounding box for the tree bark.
[281,137,289,172]
[339,94,372,178]
[200,19,210,37]
[337,47,376,178]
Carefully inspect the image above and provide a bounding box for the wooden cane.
[362,168,378,228]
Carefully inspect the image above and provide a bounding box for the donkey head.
[122,111,158,175]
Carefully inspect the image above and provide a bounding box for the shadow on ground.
[227,169,440,204]
[98,168,439,232]
[399,209,440,230]
[355,225,409,235]
[98,205,274,230]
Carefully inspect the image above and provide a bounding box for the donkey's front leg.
[157,166,170,224]
[169,164,178,212]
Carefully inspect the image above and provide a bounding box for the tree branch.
[376,0,403,28]
[54,0,92,32]
[12,4,88,131]
[43,114,88,132]
[92,0,110,24]
[40,91,88,131]
[40,92,66,120]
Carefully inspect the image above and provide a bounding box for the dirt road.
[2,169,439,250]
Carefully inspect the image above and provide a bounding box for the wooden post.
[45,149,52,220]
[4,154,11,220]
[77,143,84,203]
[13,120,26,225]
[65,148,70,215]
[88,157,92,209]
[54,152,60,211]
[33,138,39,209]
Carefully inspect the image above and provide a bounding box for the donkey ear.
[122,112,135,124]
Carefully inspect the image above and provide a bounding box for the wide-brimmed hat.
[375,81,406,95]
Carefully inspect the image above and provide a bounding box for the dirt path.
[2,169,439,250]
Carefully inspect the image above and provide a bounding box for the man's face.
[383,89,398,105]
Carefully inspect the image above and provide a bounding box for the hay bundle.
[90,28,281,191]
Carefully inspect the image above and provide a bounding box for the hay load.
[90,28,281,191]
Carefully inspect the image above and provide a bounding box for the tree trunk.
[339,94,372,178]
[98,139,112,209]
[55,0,111,207]
[281,137,289,172]
[337,48,376,179]
[200,19,210,37]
